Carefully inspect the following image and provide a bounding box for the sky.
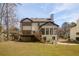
[16,3,79,26]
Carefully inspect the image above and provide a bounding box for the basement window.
[76,32,79,35]
[76,37,79,41]
[52,37,55,40]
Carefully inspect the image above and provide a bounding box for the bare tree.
[0,4,5,32]
[70,22,76,28]
[0,3,18,40]
[62,22,70,39]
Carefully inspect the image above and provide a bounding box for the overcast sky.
[16,3,79,26]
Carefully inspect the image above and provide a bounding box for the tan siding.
[23,26,32,30]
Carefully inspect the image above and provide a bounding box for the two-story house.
[20,15,59,43]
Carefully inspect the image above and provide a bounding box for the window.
[76,32,79,35]
[33,31,35,33]
[43,37,46,41]
[39,23,44,25]
[40,28,45,35]
[46,28,49,35]
[32,23,38,26]
[22,22,32,26]
[50,28,53,35]
[52,37,55,40]
[76,37,79,41]
[54,27,57,30]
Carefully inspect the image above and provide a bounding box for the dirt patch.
[57,38,79,45]
[57,42,78,45]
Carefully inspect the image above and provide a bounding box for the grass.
[0,41,79,56]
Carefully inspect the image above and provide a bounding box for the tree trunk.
[6,3,9,40]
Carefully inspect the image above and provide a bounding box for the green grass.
[0,41,79,56]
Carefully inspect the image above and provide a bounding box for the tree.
[70,22,76,28]
[0,4,5,32]
[57,27,64,38]
[0,3,18,40]
[61,22,70,39]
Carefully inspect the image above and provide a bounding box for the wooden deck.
[20,34,34,37]
[19,34,40,42]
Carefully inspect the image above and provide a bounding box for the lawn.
[0,41,79,56]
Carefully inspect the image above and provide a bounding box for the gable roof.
[31,18,51,22]
[20,17,59,27]
[39,21,59,28]
[20,18,32,23]
[20,18,51,23]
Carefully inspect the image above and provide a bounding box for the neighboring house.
[70,20,79,41]
[20,15,59,43]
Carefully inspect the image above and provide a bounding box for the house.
[20,15,59,43]
[70,20,79,42]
